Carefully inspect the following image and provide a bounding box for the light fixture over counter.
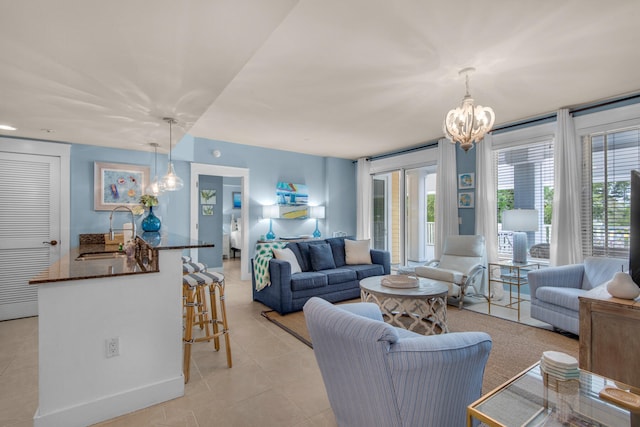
[161,117,184,192]
[443,67,495,152]
[146,142,163,196]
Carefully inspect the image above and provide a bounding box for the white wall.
[34,250,184,427]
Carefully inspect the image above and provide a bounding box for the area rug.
[262,304,579,393]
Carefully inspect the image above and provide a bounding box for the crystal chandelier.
[443,67,495,152]
[161,117,184,191]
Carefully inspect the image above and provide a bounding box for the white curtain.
[435,138,459,258]
[356,157,371,240]
[551,108,583,266]
[475,133,500,297]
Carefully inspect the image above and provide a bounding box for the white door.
[0,150,64,320]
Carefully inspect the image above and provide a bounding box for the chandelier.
[161,117,184,191]
[443,67,495,152]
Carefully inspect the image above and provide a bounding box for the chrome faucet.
[109,205,136,241]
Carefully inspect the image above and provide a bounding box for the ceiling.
[1,1,639,160]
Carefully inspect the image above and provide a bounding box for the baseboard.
[33,375,184,427]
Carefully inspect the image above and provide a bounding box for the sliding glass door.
[372,166,436,269]
[405,166,437,264]
[372,170,402,266]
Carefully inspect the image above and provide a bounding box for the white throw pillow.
[345,239,372,265]
[273,247,302,274]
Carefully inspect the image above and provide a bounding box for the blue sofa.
[528,256,627,335]
[252,237,390,314]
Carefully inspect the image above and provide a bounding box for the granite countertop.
[29,232,214,285]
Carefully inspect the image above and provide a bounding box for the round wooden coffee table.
[359,275,449,335]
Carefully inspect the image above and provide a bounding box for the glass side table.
[488,260,539,321]
[467,363,634,427]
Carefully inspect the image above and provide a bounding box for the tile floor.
[0,259,551,427]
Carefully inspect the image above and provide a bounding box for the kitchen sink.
[75,251,127,261]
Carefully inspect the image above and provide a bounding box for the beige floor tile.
[194,388,308,427]
[93,405,165,427]
[1,257,550,427]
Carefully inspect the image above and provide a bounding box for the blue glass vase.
[142,206,161,232]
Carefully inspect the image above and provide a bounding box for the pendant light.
[161,117,184,191]
[443,67,495,152]
[146,142,164,196]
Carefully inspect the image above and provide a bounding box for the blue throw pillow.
[309,243,336,271]
[326,237,347,267]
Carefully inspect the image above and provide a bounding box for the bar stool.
[182,261,207,274]
[182,260,209,330]
[182,271,232,383]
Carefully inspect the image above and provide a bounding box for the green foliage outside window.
[497,189,514,223]
[426,194,435,222]
[592,181,631,225]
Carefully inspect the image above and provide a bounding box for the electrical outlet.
[106,337,120,358]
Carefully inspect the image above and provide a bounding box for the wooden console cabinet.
[579,286,640,388]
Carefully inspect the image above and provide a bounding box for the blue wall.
[456,145,476,235]
[197,175,223,268]
[191,138,357,253]
[70,144,170,245]
[67,137,357,263]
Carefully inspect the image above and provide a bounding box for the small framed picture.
[202,205,214,216]
[200,189,216,204]
[458,173,475,189]
[458,192,474,208]
[232,191,242,209]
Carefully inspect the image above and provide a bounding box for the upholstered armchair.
[528,256,627,334]
[414,235,486,308]
[303,297,492,427]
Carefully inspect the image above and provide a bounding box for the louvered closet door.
[0,151,61,320]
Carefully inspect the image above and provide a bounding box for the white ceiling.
[1,1,639,160]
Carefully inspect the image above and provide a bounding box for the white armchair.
[414,235,486,308]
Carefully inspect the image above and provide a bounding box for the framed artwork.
[276,182,308,205]
[94,162,149,211]
[458,192,475,208]
[202,205,214,216]
[200,189,216,204]
[458,173,475,189]
[232,191,241,209]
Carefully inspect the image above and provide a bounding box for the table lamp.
[309,206,325,238]
[502,209,539,264]
[262,205,279,240]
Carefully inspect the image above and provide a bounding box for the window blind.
[582,128,640,257]
[495,140,554,257]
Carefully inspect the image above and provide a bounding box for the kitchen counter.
[29,232,214,285]
[31,231,214,427]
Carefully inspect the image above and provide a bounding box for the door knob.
[43,240,58,246]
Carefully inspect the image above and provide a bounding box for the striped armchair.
[303,297,492,427]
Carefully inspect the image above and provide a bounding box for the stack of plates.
[381,275,419,289]
[540,351,579,380]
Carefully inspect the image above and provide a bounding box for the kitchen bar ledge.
[30,233,213,427]
[29,232,213,285]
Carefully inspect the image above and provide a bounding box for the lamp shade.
[502,209,539,232]
[262,205,279,219]
[309,206,325,219]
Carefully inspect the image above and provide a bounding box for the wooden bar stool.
[182,271,232,383]
[182,261,209,330]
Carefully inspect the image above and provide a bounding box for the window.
[582,128,640,257]
[495,140,554,259]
